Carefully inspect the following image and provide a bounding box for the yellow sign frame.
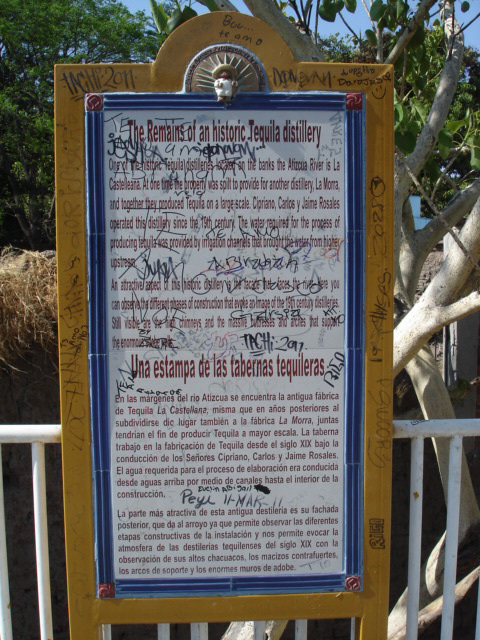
[55,12,394,638]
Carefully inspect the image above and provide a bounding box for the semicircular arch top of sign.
[184,44,267,94]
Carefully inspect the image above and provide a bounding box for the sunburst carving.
[185,45,266,94]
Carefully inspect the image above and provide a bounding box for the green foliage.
[0,0,161,249]
[149,0,216,37]
[315,33,358,62]
[319,0,341,23]
[393,21,480,207]
[344,0,356,13]
[150,0,170,33]
[1,0,479,247]
[309,0,480,218]
[146,0,480,230]
[369,0,386,22]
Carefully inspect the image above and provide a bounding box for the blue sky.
[123,0,480,50]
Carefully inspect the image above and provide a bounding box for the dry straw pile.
[0,249,57,366]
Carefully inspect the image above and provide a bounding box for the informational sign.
[86,92,364,596]
[55,12,394,637]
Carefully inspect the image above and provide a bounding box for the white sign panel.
[87,93,363,595]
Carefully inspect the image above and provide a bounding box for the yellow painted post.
[55,12,394,638]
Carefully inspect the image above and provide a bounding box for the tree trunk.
[222,620,288,640]
[389,567,479,640]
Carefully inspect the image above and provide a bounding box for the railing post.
[157,623,170,640]
[0,444,13,640]
[191,622,209,640]
[32,441,54,640]
[253,621,266,640]
[406,436,424,640]
[440,434,463,640]
[295,619,307,640]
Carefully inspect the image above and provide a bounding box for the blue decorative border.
[86,91,365,598]
[344,104,365,579]
[86,107,114,588]
[101,92,346,111]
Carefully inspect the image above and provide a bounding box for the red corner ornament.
[85,93,104,112]
[345,576,362,592]
[98,583,115,599]
[346,93,363,111]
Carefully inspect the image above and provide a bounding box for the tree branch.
[222,620,288,640]
[243,0,325,60]
[440,291,480,325]
[398,179,480,301]
[393,291,480,377]
[427,196,480,306]
[338,11,360,42]
[385,0,437,66]
[406,3,464,178]
[389,567,480,640]
[453,10,480,39]
[395,191,480,376]
[210,0,239,10]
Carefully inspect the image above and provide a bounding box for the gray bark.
[394,196,480,376]
[242,0,325,61]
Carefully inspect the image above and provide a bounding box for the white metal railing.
[392,419,480,640]
[0,424,61,640]
[1,420,479,640]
